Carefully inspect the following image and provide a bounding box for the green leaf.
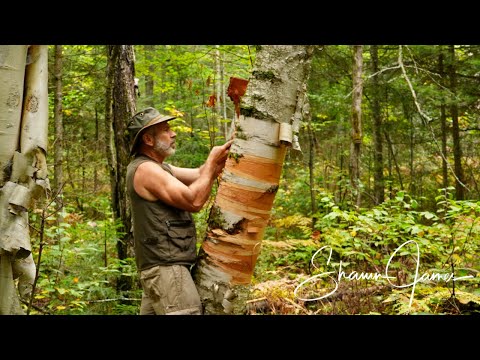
[423,212,435,220]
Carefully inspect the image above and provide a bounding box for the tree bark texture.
[193,45,314,314]
[108,45,137,291]
[0,45,49,314]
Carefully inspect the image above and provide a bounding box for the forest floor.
[248,239,480,315]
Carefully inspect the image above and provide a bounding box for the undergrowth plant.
[28,194,142,315]
[256,187,480,315]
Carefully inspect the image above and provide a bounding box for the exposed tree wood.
[193,45,314,314]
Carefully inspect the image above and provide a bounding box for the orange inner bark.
[226,152,285,183]
[203,146,287,284]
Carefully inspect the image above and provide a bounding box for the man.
[126,107,233,315]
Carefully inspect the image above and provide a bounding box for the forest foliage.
[23,45,480,315]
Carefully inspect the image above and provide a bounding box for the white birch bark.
[0,45,28,179]
[194,45,315,314]
[0,45,49,314]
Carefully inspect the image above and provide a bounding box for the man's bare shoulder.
[136,160,169,176]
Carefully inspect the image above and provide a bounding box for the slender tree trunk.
[105,46,116,216]
[81,130,86,197]
[53,45,64,222]
[335,121,346,204]
[221,50,228,138]
[386,132,393,196]
[349,45,363,208]
[307,106,317,229]
[408,105,415,194]
[107,45,137,292]
[94,106,99,193]
[214,45,226,139]
[384,130,404,191]
[370,45,384,205]
[0,45,49,314]
[448,45,465,200]
[144,45,155,107]
[193,45,314,314]
[438,49,448,189]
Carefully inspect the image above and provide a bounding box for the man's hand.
[135,139,234,213]
[208,139,233,177]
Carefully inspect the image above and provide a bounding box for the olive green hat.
[128,107,176,156]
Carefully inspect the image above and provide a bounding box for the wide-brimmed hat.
[128,107,176,156]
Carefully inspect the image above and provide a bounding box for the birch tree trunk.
[0,45,49,314]
[107,45,137,292]
[349,45,363,208]
[193,45,314,314]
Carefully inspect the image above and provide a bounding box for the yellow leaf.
[350,230,357,237]
[56,306,66,310]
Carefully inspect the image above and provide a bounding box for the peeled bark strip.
[193,45,314,314]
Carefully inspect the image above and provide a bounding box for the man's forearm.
[188,161,217,211]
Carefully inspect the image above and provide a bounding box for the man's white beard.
[154,138,176,158]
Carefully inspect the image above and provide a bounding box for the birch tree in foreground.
[0,45,49,314]
[193,45,315,314]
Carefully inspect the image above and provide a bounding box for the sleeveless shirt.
[126,155,197,271]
